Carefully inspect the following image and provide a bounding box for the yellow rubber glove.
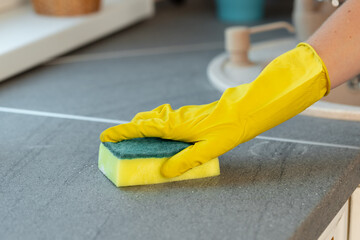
[100,43,330,178]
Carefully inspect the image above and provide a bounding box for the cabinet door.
[349,187,360,240]
[318,200,349,240]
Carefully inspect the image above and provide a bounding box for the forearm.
[307,0,360,88]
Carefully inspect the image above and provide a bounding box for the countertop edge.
[291,153,360,240]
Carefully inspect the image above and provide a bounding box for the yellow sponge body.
[98,143,220,187]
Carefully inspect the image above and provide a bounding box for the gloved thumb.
[160,140,217,178]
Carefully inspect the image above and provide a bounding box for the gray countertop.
[1,1,359,239]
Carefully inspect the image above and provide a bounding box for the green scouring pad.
[98,137,220,187]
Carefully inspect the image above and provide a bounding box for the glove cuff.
[297,42,331,96]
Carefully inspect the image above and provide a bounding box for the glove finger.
[100,119,166,142]
[132,111,157,122]
[160,140,219,178]
[132,104,173,122]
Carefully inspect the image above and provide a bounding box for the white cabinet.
[318,200,349,240]
[317,185,360,240]
[349,186,360,240]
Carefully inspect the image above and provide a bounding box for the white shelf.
[0,0,154,81]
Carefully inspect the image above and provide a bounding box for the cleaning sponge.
[98,138,220,187]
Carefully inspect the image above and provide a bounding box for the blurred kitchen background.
[1,1,360,240]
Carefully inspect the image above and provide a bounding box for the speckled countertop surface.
[0,1,359,239]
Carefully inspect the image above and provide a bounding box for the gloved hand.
[100,43,330,178]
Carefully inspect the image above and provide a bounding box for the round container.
[32,0,101,16]
[216,0,265,23]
